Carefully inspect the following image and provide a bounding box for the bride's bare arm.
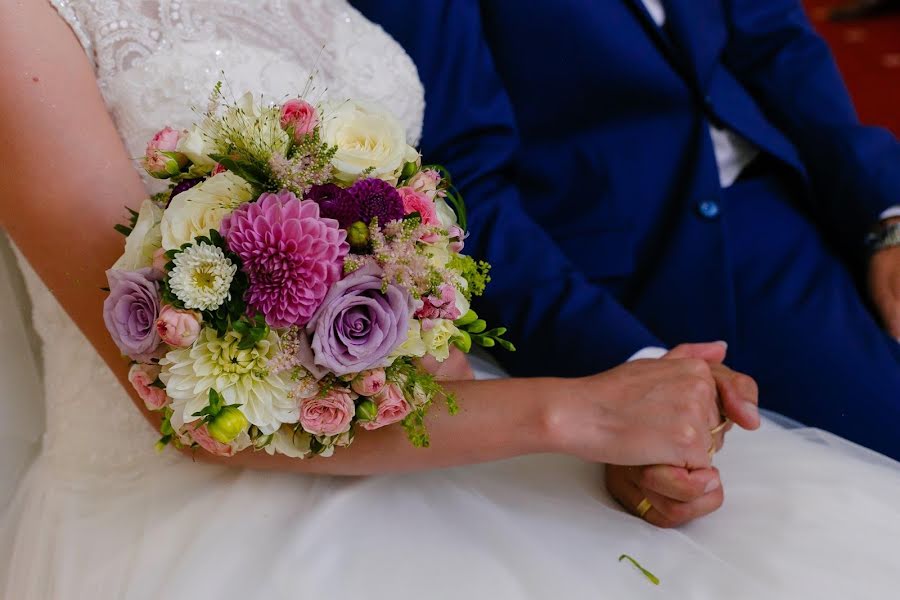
[1,1,733,476]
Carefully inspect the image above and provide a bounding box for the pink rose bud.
[143,127,188,179]
[128,363,169,410]
[350,368,387,397]
[280,99,318,141]
[155,305,202,348]
[185,422,237,457]
[397,187,439,226]
[299,388,356,436]
[448,225,466,253]
[406,169,442,200]
[360,383,413,431]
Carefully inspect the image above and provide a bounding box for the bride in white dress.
[2,1,900,598]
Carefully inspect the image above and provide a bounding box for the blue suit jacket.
[352,0,900,377]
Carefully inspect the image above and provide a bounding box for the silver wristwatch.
[866,222,900,253]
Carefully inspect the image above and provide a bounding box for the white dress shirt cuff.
[880,206,900,220]
[627,346,669,362]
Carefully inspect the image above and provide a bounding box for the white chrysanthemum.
[168,242,236,311]
[160,327,296,435]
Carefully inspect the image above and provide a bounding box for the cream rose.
[390,319,427,360]
[113,199,164,271]
[320,100,419,183]
[422,319,462,362]
[160,171,254,250]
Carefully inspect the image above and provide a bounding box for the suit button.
[697,200,721,220]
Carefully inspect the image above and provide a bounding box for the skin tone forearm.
[0,1,557,476]
[1,1,759,480]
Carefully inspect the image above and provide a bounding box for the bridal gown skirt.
[3,392,900,598]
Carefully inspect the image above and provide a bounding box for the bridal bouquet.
[103,84,512,459]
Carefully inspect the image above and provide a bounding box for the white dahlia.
[168,242,236,311]
[160,327,297,434]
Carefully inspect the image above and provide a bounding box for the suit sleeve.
[723,0,900,244]
[351,0,663,376]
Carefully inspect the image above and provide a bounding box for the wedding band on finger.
[710,418,731,436]
[636,497,653,519]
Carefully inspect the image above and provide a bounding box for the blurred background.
[805,0,900,134]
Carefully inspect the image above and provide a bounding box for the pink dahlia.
[220,190,349,328]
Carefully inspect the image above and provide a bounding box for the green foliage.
[155,406,179,452]
[232,314,269,351]
[385,357,460,448]
[618,555,660,586]
[191,388,242,426]
[447,255,491,300]
[208,153,269,189]
[454,310,515,352]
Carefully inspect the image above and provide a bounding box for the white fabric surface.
[3,2,900,598]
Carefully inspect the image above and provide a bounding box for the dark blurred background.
[805,0,900,134]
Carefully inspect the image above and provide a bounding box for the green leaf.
[454,310,478,327]
[473,335,495,348]
[618,554,660,586]
[482,327,507,338]
[496,338,517,352]
[452,330,472,353]
[114,224,133,237]
[467,319,487,334]
[208,153,267,187]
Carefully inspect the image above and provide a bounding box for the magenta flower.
[306,178,404,229]
[220,190,349,328]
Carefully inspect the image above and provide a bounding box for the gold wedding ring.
[710,418,731,436]
[636,497,653,518]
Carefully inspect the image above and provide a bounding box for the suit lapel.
[621,0,697,86]
[659,0,724,87]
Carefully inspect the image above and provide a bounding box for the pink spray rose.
[184,422,237,457]
[448,225,466,253]
[299,388,356,436]
[143,127,188,178]
[128,363,169,410]
[397,187,439,226]
[280,99,318,140]
[406,169,442,200]
[155,305,202,348]
[360,383,412,431]
[416,284,461,322]
[350,368,387,397]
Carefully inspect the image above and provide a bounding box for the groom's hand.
[663,343,760,431]
[606,463,724,528]
[869,224,900,339]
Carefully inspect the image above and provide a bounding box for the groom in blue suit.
[352,1,900,461]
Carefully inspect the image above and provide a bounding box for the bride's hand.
[416,347,475,381]
[545,358,724,469]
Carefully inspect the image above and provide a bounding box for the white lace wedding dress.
[2,1,900,598]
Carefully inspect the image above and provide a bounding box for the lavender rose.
[307,264,415,376]
[103,268,162,361]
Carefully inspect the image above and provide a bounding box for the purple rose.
[307,264,414,376]
[103,268,162,361]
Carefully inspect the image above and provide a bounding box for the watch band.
[866,222,900,252]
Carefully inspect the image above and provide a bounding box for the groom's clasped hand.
[603,342,761,528]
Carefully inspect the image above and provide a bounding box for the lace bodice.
[17,0,425,479]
